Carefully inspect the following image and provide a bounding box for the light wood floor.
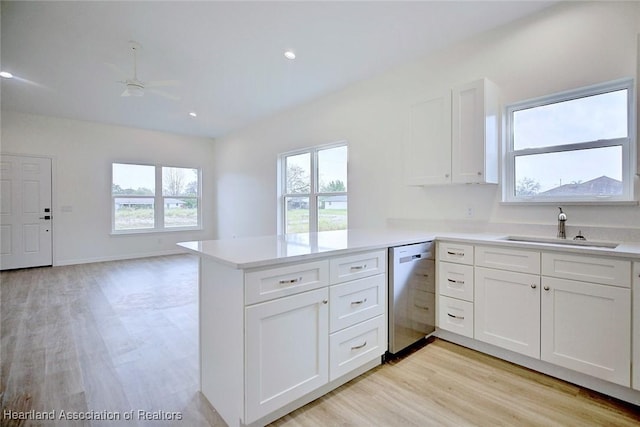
[2,255,639,426]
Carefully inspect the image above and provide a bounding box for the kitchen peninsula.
[178,229,435,427]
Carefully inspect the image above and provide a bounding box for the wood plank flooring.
[2,255,639,426]
[1,255,223,427]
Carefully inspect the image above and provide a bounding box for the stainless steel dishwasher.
[388,241,435,355]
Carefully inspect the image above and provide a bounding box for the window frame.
[111,162,202,234]
[278,142,348,234]
[503,78,636,204]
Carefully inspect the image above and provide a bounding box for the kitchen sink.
[502,235,619,249]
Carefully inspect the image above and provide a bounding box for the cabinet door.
[245,288,329,423]
[541,277,631,387]
[633,262,640,391]
[451,79,498,184]
[405,94,452,185]
[474,267,540,358]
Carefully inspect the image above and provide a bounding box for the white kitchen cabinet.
[438,261,474,302]
[451,78,499,184]
[329,274,385,333]
[245,259,329,304]
[474,267,540,358]
[542,252,631,287]
[405,78,499,186]
[438,295,474,338]
[405,94,452,185]
[245,287,329,423]
[196,247,388,427]
[329,314,386,381]
[540,276,631,387]
[329,250,386,284]
[633,262,640,390]
[438,241,474,265]
[475,245,540,275]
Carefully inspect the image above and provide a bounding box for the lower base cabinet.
[541,276,631,387]
[438,242,635,391]
[329,314,385,381]
[245,288,329,423]
[474,267,540,359]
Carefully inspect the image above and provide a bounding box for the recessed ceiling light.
[189,112,197,118]
[0,71,14,79]
[284,50,296,60]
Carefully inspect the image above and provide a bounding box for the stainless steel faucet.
[557,207,567,239]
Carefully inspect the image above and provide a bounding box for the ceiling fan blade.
[145,80,180,88]
[147,88,180,101]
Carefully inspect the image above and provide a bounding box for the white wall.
[0,111,216,265]
[212,1,640,239]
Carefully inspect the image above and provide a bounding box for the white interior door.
[0,155,53,270]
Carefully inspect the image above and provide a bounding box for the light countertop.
[178,228,640,269]
[178,228,436,269]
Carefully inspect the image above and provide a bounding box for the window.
[112,163,200,232]
[279,143,348,234]
[504,78,635,203]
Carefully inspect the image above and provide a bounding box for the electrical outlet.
[466,207,474,218]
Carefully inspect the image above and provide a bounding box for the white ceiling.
[1,1,556,139]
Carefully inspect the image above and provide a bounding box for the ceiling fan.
[111,41,180,100]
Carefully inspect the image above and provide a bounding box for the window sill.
[110,227,203,236]
[500,200,638,207]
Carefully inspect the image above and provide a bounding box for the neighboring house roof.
[538,176,622,196]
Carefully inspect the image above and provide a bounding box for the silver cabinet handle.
[531,284,537,289]
[351,341,367,350]
[322,299,328,304]
[279,277,302,285]
[447,278,464,285]
[447,313,464,320]
[350,264,367,271]
[447,251,464,256]
[543,286,550,291]
[350,298,367,306]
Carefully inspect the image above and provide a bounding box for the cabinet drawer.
[329,250,386,285]
[438,242,474,265]
[330,274,386,333]
[245,260,329,304]
[329,315,385,381]
[633,262,640,391]
[475,245,540,274]
[438,295,474,338]
[542,253,631,288]
[438,261,474,302]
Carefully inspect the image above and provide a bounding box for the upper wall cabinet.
[405,78,500,186]
[405,93,452,186]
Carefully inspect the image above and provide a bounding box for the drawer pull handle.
[447,279,464,285]
[351,298,367,306]
[279,277,302,285]
[351,341,367,350]
[447,251,464,256]
[447,313,464,320]
[350,264,367,271]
